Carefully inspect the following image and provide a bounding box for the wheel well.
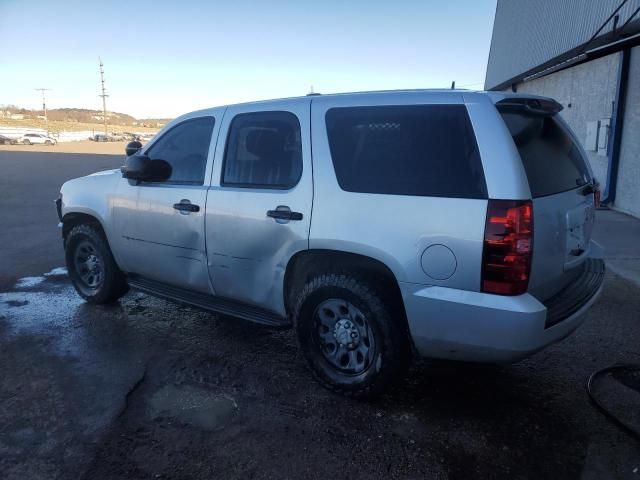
[62,213,106,243]
[284,250,410,336]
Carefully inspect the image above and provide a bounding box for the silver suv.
[57,90,605,397]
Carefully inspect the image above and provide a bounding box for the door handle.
[173,199,200,213]
[267,206,303,221]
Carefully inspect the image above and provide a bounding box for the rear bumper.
[401,258,605,363]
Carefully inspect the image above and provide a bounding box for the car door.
[112,113,221,293]
[205,100,312,315]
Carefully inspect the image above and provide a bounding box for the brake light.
[594,187,601,208]
[481,200,533,295]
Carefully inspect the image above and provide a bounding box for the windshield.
[499,110,591,198]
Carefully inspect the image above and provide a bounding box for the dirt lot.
[1,151,639,479]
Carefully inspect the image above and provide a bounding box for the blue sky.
[0,0,497,118]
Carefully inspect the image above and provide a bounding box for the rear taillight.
[594,186,601,208]
[481,200,533,296]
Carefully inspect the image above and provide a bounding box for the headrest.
[246,129,285,158]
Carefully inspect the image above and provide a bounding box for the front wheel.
[22,139,31,145]
[294,274,410,398]
[45,140,52,145]
[65,223,128,303]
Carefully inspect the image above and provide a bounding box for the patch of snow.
[14,276,45,288]
[44,267,68,277]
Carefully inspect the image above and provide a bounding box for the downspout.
[601,48,631,206]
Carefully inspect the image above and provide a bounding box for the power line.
[34,88,51,135]
[98,58,109,135]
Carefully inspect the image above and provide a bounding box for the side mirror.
[125,140,143,157]
[121,154,172,182]
[145,159,172,181]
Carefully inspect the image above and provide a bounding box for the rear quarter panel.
[310,92,488,290]
[462,92,532,200]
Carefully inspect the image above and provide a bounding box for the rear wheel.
[294,274,409,398]
[65,223,128,303]
[22,139,31,145]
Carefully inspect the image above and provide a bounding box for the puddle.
[14,276,46,288]
[148,384,237,431]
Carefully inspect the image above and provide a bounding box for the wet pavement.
[1,151,640,479]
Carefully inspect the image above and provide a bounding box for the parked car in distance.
[134,133,154,143]
[57,90,605,397]
[0,134,18,145]
[91,134,113,142]
[108,132,129,142]
[21,133,57,145]
[121,132,138,142]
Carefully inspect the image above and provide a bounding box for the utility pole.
[35,88,51,135]
[98,58,109,135]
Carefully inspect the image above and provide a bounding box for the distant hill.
[0,105,171,128]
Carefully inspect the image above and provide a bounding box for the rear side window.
[325,105,487,198]
[499,111,591,197]
[222,111,302,189]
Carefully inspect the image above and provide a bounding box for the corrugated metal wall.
[485,0,640,90]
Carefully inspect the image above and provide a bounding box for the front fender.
[60,171,121,259]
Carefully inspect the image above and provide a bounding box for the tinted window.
[325,105,486,198]
[499,111,591,197]
[146,116,215,184]
[222,111,302,189]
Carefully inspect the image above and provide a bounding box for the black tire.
[22,139,31,145]
[45,140,52,145]
[294,274,410,398]
[65,223,128,303]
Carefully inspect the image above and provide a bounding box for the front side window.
[145,116,215,184]
[222,111,302,189]
[325,105,487,198]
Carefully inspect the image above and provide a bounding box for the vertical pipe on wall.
[601,48,630,205]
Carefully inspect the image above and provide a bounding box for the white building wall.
[509,53,620,187]
[616,46,640,218]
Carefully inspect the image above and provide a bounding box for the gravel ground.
[1,151,639,479]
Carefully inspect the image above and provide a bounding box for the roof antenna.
[451,81,456,90]
[309,85,314,94]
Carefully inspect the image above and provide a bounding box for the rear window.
[499,111,591,197]
[325,105,487,198]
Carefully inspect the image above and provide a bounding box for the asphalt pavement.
[0,150,124,291]
[1,150,639,479]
